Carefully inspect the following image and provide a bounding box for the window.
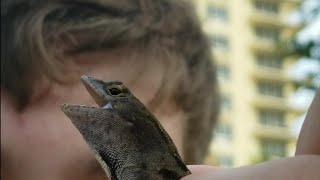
[254,0,279,14]
[257,80,283,97]
[217,64,231,80]
[218,155,234,167]
[255,26,279,42]
[259,109,285,127]
[214,123,233,141]
[260,139,286,160]
[210,35,229,50]
[256,54,282,69]
[207,5,228,21]
[221,95,232,111]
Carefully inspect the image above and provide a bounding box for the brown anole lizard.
[61,75,191,180]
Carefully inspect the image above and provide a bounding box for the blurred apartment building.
[191,0,304,167]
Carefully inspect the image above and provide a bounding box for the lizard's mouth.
[80,75,115,110]
[80,75,111,108]
[61,102,113,123]
[61,102,112,112]
[61,75,114,114]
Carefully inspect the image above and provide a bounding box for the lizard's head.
[61,76,141,178]
[61,75,147,123]
[79,75,133,110]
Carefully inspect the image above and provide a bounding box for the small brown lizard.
[61,75,191,180]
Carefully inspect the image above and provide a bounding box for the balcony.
[252,95,305,114]
[249,11,288,28]
[250,14,301,34]
[212,47,229,63]
[249,0,301,5]
[251,67,290,82]
[253,95,286,109]
[207,0,229,6]
[248,0,302,30]
[254,125,296,141]
[248,7,301,29]
[250,38,279,53]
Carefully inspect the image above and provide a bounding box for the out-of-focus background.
[189,0,320,167]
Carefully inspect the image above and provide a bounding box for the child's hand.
[183,89,320,180]
[183,155,320,180]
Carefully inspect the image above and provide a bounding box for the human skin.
[183,155,320,180]
[0,50,187,180]
[295,89,320,155]
[183,89,320,180]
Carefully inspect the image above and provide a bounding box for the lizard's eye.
[108,87,122,96]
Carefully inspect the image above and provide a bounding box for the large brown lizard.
[61,75,191,180]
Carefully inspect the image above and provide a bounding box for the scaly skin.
[61,75,191,180]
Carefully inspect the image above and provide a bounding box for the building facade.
[191,0,304,167]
